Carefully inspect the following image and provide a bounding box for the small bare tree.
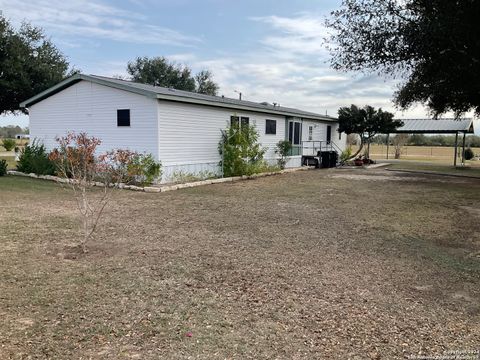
[392,134,410,159]
[49,132,137,252]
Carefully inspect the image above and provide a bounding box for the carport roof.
[393,118,474,134]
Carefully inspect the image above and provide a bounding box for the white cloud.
[0,0,200,46]
[251,14,327,39]
[190,14,443,119]
[251,14,329,56]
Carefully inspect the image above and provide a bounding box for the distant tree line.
[371,134,480,147]
[0,125,29,138]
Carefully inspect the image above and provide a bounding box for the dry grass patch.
[0,171,479,359]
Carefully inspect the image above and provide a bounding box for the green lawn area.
[387,161,480,178]
[1,170,479,358]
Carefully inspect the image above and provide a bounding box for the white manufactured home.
[20,74,346,182]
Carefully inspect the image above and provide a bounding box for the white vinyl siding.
[157,100,286,180]
[27,79,346,183]
[300,120,346,155]
[29,80,159,157]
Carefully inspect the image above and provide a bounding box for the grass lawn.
[387,161,480,178]
[1,170,479,358]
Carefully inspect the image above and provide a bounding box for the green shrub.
[0,159,7,176]
[464,147,475,160]
[17,140,56,175]
[219,122,267,177]
[1,138,16,151]
[126,153,162,185]
[340,147,353,163]
[275,140,292,169]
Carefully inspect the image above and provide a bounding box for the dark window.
[117,109,130,127]
[294,122,301,145]
[241,117,249,127]
[230,116,239,127]
[288,122,293,143]
[338,130,342,140]
[265,119,276,134]
[326,125,332,144]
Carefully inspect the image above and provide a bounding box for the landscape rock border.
[7,167,314,193]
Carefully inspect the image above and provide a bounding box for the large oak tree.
[127,57,219,96]
[0,16,74,115]
[327,0,480,117]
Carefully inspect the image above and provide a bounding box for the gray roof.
[20,74,336,122]
[393,118,474,133]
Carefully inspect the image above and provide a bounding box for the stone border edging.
[7,167,314,193]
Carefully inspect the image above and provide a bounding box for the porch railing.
[297,141,342,156]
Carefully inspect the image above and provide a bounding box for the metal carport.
[386,118,475,166]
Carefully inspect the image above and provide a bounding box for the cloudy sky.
[0,0,444,127]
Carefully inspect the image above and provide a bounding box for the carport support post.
[386,134,390,159]
[461,132,466,165]
[454,132,458,167]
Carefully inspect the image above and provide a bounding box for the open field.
[1,138,27,169]
[1,169,479,358]
[0,152,16,169]
[0,139,28,169]
[353,144,480,167]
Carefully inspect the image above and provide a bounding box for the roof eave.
[155,94,336,121]
[19,74,337,121]
[20,74,84,108]
[19,74,158,108]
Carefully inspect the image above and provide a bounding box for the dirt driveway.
[0,168,479,359]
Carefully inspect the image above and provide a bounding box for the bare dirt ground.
[0,169,479,359]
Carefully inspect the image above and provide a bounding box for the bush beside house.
[17,141,56,175]
[219,122,274,177]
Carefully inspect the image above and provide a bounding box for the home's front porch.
[289,140,343,168]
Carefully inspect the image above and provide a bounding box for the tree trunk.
[347,137,364,161]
